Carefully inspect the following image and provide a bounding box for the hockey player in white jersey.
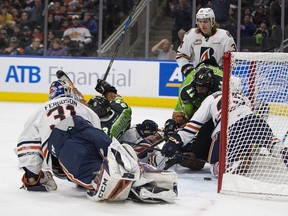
[161,91,276,176]
[16,78,177,203]
[176,8,237,76]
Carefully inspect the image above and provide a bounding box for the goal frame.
[218,51,288,199]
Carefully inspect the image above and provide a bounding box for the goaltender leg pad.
[130,163,178,203]
[87,139,141,201]
[108,139,140,180]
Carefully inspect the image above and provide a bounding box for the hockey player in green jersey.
[172,59,223,127]
[88,79,132,140]
[88,79,163,167]
[163,60,224,170]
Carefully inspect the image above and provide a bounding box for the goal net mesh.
[219,52,288,199]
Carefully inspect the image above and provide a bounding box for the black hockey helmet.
[136,119,159,138]
[88,96,111,118]
[194,67,214,88]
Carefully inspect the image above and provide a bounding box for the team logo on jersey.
[199,47,214,62]
[193,39,202,45]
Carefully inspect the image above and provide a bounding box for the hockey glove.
[161,134,183,158]
[164,119,178,137]
[181,64,194,77]
[21,171,57,192]
[95,79,117,95]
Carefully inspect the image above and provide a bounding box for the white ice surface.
[0,102,287,216]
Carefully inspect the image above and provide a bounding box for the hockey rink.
[0,101,287,216]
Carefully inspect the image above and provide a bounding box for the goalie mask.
[88,96,112,118]
[49,80,78,101]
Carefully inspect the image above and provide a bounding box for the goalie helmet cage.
[218,51,288,200]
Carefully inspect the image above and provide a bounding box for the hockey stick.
[137,137,166,158]
[124,140,200,161]
[100,1,139,82]
[56,70,87,105]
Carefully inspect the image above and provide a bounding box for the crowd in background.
[0,0,135,56]
[166,0,288,52]
[0,0,287,58]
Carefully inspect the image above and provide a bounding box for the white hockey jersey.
[178,91,253,145]
[176,28,237,68]
[16,97,101,175]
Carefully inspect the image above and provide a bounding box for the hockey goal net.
[218,52,288,199]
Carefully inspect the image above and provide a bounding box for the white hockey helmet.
[196,8,215,26]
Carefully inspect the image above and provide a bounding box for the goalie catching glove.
[21,170,57,192]
[161,134,183,158]
[95,79,117,95]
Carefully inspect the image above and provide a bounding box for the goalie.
[15,78,177,203]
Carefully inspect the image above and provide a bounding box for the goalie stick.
[100,0,139,82]
[56,70,87,105]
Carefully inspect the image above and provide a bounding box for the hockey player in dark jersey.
[88,79,164,167]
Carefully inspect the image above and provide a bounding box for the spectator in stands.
[47,30,57,48]
[241,15,256,37]
[1,36,24,55]
[18,11,32,30]
[172,28,186,51]
[19,26,32,49]
[253,20,270,38]
[28,0,44,29]
[47,38,68,56]
[47,13,61,32]
[169,0,192,43]
[62,34,83,56]
[80,11,98,39]
[10,7,20,23]
[0,28,9,53]
[0,5,14,26]
[64,0,83,14]
[253,20,270,45]
[211,0,230,27]
[12,24,22,39]
[32,25,43,41]
[151,38,176,60]
[252,5,270,27]
[62,15,92,55]
[24,38,44,56]
[48,1,67,21]
[225,4,237,39]
[60,18,70,32]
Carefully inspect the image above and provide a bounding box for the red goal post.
[218,51,288,199]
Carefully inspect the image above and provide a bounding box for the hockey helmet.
[49,80,78,100]
[88,96,111,118]
[196,8,215,26]
[136,119,159,138]
[194,67,214,88]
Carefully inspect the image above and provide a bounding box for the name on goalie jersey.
[45,98,78,110]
